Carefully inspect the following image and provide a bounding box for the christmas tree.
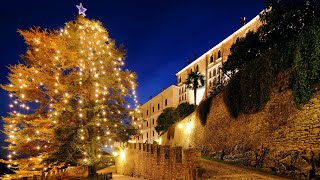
[1,3,140,176]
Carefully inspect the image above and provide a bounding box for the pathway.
[199,158,291,180]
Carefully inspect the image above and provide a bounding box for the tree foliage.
[185,72,205,106]
[154,108,178,133]
[155,102,194,133]
[1,16,139,172]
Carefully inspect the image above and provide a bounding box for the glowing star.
[76,3,87,17]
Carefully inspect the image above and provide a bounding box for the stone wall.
[161,89,320,179]
[115,143,201,179]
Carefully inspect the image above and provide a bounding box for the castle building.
[176,14,261,105]
[133,85,179,143]
[133,14,262,143]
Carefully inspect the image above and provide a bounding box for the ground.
[199,159,291,180]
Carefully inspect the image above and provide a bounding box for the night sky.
[0,0,263,157]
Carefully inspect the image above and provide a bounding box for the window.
[179,76,181,83]
[196,65,199,72]
[185,94,186,101]
[138,136,139,140]
[190,68,193,73]
[209,81,212,87]
[153,131,155,137]
[210,55,213,63]
[147,121,148,127]
[213,69,216,76]
[147,110,148,116]
[158,103,160,110]
[218,50,221,59]
[165,99,168,106]
[179,89,181,95]
[209,71,212,78]
[152,118,154,125]
[147,133,148,138]
[152,106,154,112]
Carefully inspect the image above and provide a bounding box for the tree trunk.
[194,88,197,108]
[88,165,96,177]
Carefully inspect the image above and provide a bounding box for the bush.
[197,96,213,125]
[155,102,194,133]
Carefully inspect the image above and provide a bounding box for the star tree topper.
[76,3,87,17]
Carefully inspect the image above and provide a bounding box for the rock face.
[161,89,320,179]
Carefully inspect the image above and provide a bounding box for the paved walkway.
[199,159,291,180]
[112,174,143,179]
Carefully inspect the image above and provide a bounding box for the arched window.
[147,121,148,127]
[152,118,154,125]
[218,50,221,59]
[196,65,199,72]
[165,99,168,106]
[158,103,160,110]
[210,55,213,63]
[213,69,216,76]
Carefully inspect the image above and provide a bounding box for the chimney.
[193,53,197,60]
[150,96,153,100]
[240,17,246,27]
[162,87,165,92]
[187,58,191,65]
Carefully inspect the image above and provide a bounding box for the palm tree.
[185,71,205,107]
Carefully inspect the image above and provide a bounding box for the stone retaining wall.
[115,143,201,179]
[160,89,320,179]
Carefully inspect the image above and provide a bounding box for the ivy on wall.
[223,0,320,117]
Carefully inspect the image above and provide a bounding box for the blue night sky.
[0,0,264,156]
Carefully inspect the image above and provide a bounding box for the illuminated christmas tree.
[1,3,139,176]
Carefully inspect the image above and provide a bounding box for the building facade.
[176,15,261,105]
[133,85,179,144]
[133,14,262,143]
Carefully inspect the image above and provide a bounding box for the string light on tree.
[1,2,141,176]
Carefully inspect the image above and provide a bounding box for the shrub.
[197,96,213,125]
